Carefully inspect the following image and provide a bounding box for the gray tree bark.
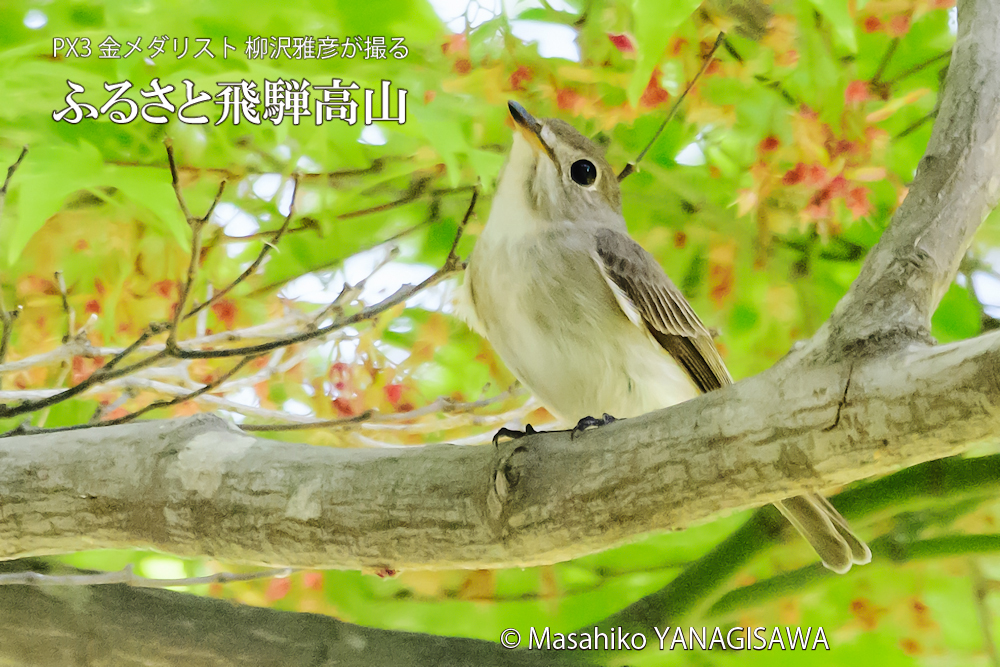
[3,332,1000,570]
[0,560,581,667]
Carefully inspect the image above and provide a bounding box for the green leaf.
[932,281,981,343]
[410,106,469,188]
[103,165,189,249]
[466,149,505,192]
[7,141,104,265]
[627,0,702,106]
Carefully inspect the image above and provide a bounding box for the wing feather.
[592,228,732,393]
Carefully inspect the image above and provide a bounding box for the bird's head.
[499,100,622,227]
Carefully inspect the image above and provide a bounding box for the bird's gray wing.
[593,230,871,571]
[591,227,733,392]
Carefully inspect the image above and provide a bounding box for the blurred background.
[3,0,999,664]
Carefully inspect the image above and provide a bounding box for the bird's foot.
[492,424,537,448]
[570,413,617,440]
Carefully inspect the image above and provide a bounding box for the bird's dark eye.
[570,159,597,186]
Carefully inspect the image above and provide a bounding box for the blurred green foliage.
[2,0,1000,664]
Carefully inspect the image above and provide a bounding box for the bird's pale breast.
[464,226,700,423]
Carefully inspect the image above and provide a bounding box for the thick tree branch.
[0,0,998,622]
[819,0,1000,356]
[3,331,1000,569]
[0,561,579,667]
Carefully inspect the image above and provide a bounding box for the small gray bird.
[458,100,871,573]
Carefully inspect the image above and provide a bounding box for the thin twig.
[0,383,529,432]
[167,188,479,360]
[0,311,334,374]
[337,176,432,219]
[0,296,18,391]
[241,386,526,432]
[618,32,725,182]
[89,389,135,424]
[106,155,413,190]
[246,215,427,298]
[164,138,194,223]
[241,411,375,432]
[200,223,316,245]
[871,38,900,87]
[0,146,28,198]
[0,327,167,419]
[2,353,256,435]
[185,175,298,319]
[308,249,400,325]
[170,274,446,359]
[895,111,936,140]
[445,186,478,266]
[54,271,73,341]
[725,39,798,106]
[0,563,295,588]
[883,51,951,87]
[753,75,798,106]
[34,362,71,429]
[338,183,475,220]
[99,354,258,426]
[0,147,28,391]
[164,139,227,351]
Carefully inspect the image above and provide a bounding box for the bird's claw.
[570,413,617,440]
[492,424,537,447]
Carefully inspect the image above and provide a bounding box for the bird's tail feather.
[774,494,871,574]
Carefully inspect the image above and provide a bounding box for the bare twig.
[89,389,135,424]
[246,215,427,298]
[169,273,449,360]
[0,147,28,391]
[164,138,194,223]
[0,383,531,433]
[0,146,28,198]
[167,188,478,360]
[0,143,29,246]
[871,37,900,87]
[309,247,400,325]
[33,363,70,429]
[0,295,19,391]
[0,326,168,419]
[164,139,227,351]
[0,563,295,588]
[53,271,73,341]
[895,111,936,140]
[240,386,527,433]
[2,354,257,435]
[186,175,298,319]
[240,411,375,432]
[617,32,725,182]
[883,51,951,87]
[445,186,477,267]
[96,354,258,427]
[338,183,475,220]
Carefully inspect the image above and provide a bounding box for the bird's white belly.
[464,234,700,423]
[499,316,700,422]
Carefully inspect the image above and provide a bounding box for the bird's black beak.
[508,100,554,161]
